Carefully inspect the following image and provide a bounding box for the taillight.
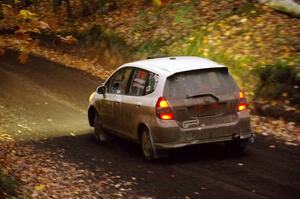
[238,91,248,112]
[238,104,247,111]
[155,97,174,120]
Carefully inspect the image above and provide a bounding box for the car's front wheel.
[94,112,107,143]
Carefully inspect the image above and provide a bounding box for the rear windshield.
[164,68,238,99]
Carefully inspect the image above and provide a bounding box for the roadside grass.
[0,170,20,199]
[172,4,194,26]
[254,56,300,104]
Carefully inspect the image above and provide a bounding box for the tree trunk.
[64,0,73,19]
[80,0,94,16]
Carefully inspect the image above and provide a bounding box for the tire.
[140,128,168,160]
[225,139,248,154]
[93,112,107,143]
[141,128,155,160]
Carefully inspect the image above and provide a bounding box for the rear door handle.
[135,102,142,108]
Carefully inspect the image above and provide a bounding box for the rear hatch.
[164,68,239,129]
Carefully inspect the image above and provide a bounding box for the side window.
[128,69,159,96]
[146,72,159,95]
[107,68,132,94]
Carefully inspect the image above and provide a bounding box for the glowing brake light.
[238,91,248,112]
[156,97,174,120]
[160,113,174,120]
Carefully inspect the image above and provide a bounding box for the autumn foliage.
[0,2,78,63]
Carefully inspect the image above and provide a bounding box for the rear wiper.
[186,93,219,101]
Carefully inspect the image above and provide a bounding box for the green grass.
[173,5,193,25]
[254,56,300,104]
[0,171,19,198]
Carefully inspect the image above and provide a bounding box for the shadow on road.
[30,131,247,165]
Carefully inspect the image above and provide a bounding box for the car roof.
[122,56,226,75]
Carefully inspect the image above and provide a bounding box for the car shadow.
[29,130,250,167]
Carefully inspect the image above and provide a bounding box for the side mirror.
[96,86,106,96]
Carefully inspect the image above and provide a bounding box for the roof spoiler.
[146,55,171,59]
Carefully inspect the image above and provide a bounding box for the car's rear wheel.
[225,139,247,154]
[141,128,168,160]
[94,112,107,142]
[141,128,155,160]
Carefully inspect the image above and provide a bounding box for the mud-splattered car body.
[88,56,253,159]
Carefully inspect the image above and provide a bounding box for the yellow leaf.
[224,31,231,36]
[18,52,28,64]
[18,9,36,20]
[35,184,45,191]
[240,18,247,23]
[152,0,162,8]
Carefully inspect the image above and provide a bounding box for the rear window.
[164,68,238,99]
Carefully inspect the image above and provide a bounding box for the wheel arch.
[137,123,149,142]
[138,122,161,159]
[88,105,97,127]
[137,122,155,143]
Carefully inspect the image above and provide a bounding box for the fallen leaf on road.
[35,184,45,191]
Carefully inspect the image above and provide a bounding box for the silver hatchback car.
[88,56,253,159]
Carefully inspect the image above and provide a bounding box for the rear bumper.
[154,133,253,149]
[150,110,253,149]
